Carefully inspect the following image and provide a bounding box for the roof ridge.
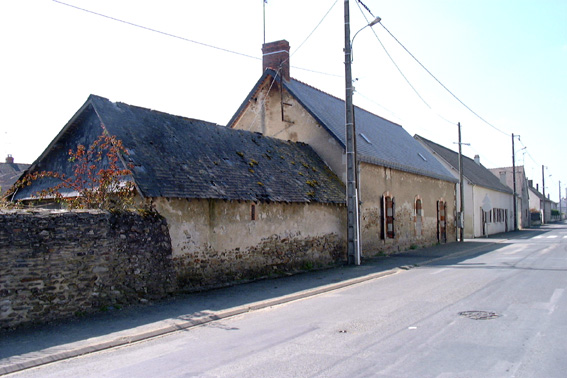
[91,95,220,127]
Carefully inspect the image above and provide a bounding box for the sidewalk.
[0,231,538,375]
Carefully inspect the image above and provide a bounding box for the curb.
[0,240,500,375]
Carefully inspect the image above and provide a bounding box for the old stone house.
[489,166,530,229]
[11,95,346,289]
[229,40,459,255]
[416,135,514,238]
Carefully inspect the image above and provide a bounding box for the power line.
[52,0,341,79]
[355,0,510,137]
[379,22,510,137]
[291,0,339,58]
[52,0,261,61]
[354,1,433,111]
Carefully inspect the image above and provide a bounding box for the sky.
[1,0,566,201]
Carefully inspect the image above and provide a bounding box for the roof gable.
[415,135,513,194]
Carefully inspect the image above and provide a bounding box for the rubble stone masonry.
[0,210,175,329]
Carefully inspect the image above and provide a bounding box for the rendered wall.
[472,187,514,237]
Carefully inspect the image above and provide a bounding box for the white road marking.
[430,268,448,275]
[548,288,564,314]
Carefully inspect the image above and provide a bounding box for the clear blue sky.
[1,0,565,200]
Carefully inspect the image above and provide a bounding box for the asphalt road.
[5,224,567,377]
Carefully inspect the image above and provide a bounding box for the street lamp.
[344,1,381,265]
[352,17,382,45]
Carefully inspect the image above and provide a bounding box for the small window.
[359,133,372,144]
[251,203,256,221]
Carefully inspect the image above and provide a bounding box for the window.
[251,203,256,221]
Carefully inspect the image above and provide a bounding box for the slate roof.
[0,159,30,197]
[415,135,513,194]
[228,70,457,183]
[13,95,345,204]
[529,185,546,201]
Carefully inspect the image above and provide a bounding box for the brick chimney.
[262,40,290,81]
[5,154,14,164]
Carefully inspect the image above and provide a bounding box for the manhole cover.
[458,311,501,320]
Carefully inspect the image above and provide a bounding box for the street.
[6,224,567,377]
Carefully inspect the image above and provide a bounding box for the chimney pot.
[474,155,480,165]
[5,154,14,164]
[262,40,290,81]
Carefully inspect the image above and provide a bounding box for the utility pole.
[559,181,562,219]
[457,122,465,242]
[344,0,361,265]
[542,165,546,224]
[512,134,517,231]
[542,165,546,198]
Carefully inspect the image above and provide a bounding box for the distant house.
[12,95,347,289]
[0,155,29,197]
[527,180,556,224]
[489,166,530,228]
[416,135,514,238]
[229,40,458,255]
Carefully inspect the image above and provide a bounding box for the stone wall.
[0,210,175,329]
[174,233,344,290]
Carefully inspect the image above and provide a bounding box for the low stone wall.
[0,210,175,329]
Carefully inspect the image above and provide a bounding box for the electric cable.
[52,0,261,61]
[356,0,510,137]
[354,2,434,112]
[52,0,341,79]
[291,0,339,58]
[379,22,510,137]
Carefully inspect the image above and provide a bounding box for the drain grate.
[458,310,501,320]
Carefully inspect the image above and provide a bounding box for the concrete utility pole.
[542,165,546,198]
[344,0,361,265]
[512,134,518,231]
[457,122,465,242]
[542,165,546,224]
[559,181,562,218]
